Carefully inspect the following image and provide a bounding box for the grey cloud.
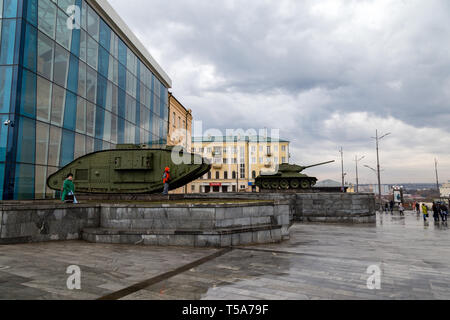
[108,0,450,182]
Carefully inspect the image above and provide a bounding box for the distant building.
[440,181,450,198]
[167,93,193,194]
[190,135,290,193]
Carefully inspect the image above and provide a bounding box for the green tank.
[47,144,211,194]
[255,161,335,190]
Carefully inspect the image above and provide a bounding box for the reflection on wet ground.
[1,211,449,300]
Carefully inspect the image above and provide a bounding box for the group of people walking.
[416,202,448,223]
[384,200,404,215]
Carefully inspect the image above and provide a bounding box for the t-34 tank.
[255,161,335,190]
[47,144,211,194]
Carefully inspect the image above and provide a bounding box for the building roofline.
[89,0,172,88]
[168,92,192,115]
[192,136,290,143]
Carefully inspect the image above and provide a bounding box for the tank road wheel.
[300,180,311,189]
[261,180,271,189]
[290,179,300,189]
[271,180,280,189]
[280,179,290,189]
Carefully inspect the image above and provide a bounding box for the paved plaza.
[0,212,449,300]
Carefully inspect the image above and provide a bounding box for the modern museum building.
[0,0,172,199]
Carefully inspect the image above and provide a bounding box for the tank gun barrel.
[303,160,335,169]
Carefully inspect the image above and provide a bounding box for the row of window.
[201,168,260,180]
[192,145,287,154]
[207,157,287,165]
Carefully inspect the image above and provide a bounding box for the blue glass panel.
[0,19,17,65]
[60,129,75,167]
[117,116,124,144]
[118,88,125,119]
[96,74,107,108]
[20,69,36,117]
[26,0,38,26]
[67,53,79,93]
[23,22,37,72]
[14,163,35,200]
[16,116,36,164]
[0,115,8,162]
[118,62,126,90]
[70,28,80,57]
[118,38,127,66]
[95,106,105,139]
[94,139,102,152]
[0,163,4,199]
[98,46,109,77]
[63,91,77,131]
[99,19,111,50]
[0,66,13,113]
[3,0,18,18]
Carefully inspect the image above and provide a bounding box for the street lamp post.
[370,130,390,211]
[354,155,365,193]
[340,147,345,192]
[435,158,440,197]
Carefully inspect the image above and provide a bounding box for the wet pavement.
[0,211,449,300]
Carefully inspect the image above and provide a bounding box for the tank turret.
[47,145,211,194]
[255,161,335,190]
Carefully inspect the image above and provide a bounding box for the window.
[191,185,196,192]
[86,101,95,136]
[36,76,52,121]
[74,133,86,159]
[240,164,245,179]
[232,171,236,179]
[56,8,71,50]
[87,5,99,41]
[37,32,54,80]
[252,157,256,164]
[76,97,86,133]
[53,44,70,87]
[274,146,279,153]
[282,145,286,152]
[47,126,62,167]
[224,171,228,179]
[172,112,175,126]
[38,0,57,39]
[86,35,98,70]
[51,85,65,125]
[183,120,186,129]
[282,157,286,163]
[223,158,228,164]
[267,146,271,154]
[79,29,87,62]
[259,157,263,164]
[252,171,256,179]
[208,172,212,180]
[35,121,49,165]
[215,171,220,179]
[251,146,256,153]
[240,185,246,190]
[86,66,97,103]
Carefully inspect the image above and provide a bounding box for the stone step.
[82,224,282,247]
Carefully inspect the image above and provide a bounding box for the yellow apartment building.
[190,136,290,193]
[167,93,193,193]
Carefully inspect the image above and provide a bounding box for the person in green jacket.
[61,173,75,203]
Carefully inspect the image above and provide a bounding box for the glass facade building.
[0,0,171,200]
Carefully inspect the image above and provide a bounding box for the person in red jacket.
[162,167,170,195]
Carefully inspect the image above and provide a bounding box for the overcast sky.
[108,0,450,184]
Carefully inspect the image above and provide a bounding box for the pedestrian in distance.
[440,203,448,222]
[61,173,76,203]
[384,203,389,214]
[422,203,429,222]
[399,203,405,216]
[162,167,171,196]
[415,202,420,215]
[389,200,394,215]
[432,202,440,222]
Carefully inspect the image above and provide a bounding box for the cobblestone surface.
[0,212,449,300]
